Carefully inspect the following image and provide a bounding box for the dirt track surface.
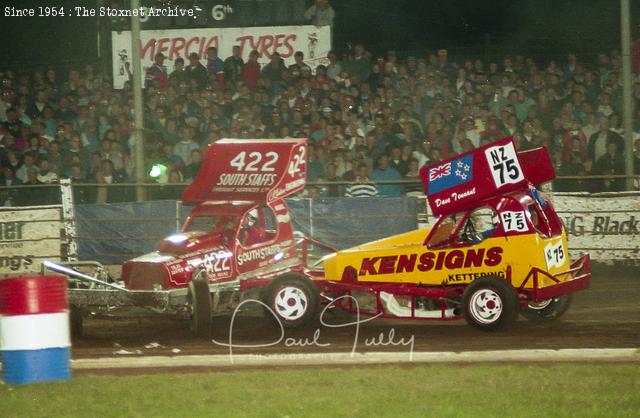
[71,266,640,360]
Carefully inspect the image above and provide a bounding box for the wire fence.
[2,180,638,266]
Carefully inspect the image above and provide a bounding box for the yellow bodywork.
[322,228,571,289]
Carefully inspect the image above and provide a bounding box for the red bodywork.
[121,138,328,291]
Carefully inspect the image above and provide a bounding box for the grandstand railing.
[1,173,639,202]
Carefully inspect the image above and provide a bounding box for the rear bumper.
[69,287,188,315]
[519,254,591,302]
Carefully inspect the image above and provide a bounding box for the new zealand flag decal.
[428,155,473,194]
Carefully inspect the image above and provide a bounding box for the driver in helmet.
[239,208,266,246]
[462,212,499,244]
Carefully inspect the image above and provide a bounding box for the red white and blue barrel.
[0,276,71,385]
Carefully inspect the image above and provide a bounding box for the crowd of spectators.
[2,39,640,206]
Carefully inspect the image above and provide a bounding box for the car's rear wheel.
[521,295,572,322]
[188,270,212,338]
[264,275,319,329]
[462,276,518,331]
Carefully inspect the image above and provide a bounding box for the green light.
[149,163,167,178]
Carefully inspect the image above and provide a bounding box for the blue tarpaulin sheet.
[75,198,420,264]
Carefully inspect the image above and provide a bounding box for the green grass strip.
[0,363,639,417]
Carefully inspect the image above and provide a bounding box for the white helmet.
[246,209,258,225]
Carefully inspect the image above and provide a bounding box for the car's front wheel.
[188,270,212,338]
[263,275,319,329]
[521,295,572,322]
[462,276,518,331]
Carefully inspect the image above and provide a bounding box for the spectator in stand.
[15,153,36,183]
[173,127,199,167]
[326,50,342,81]
[242,50,261,91]
[168,57,188,87]
[322,162,342,197]
[4,150,21,173]
[182,149,202,182]
[581,112,600,140]
[206,46,225,86]
[97,159,127,203]
[345,44,370,83]
[588,118,624,162]
[99,139,124,172]
[304,0,335,27]
[145,53,168,91]
[515,120,534,150]
[67,163,90,204]
[186,52,208,88]
[26,89,48,120]
[154,169,184,201]
[0,166,22,206]
[388,146,408,175]
[435,49,454,78]
[371,155,402,197]
[157,141,184,171]
[0,89,15,122]
[261,52,285,84]
[224,46,244,84]
[46,140,64,175]
[594,141,625,192]
[19,168,46,206]
[289,51,312,81]
[36,158,58,184]
[403,158,422,196]
[562,121,588,163]
[4,107,24,139]
[56,97,75,122]
[345,164,378,197]
[307,145,326,181]
[595,92,614,118]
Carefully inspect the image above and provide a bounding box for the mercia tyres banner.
[111,25,331,89]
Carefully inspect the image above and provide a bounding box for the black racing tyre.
[521,295,572,322]
[188,270,212,338]
[462,276,518,331]
[263,275,319,329]
[69,305,84,340]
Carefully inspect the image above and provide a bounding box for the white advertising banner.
[111,25,332,89]
[552,193,640,261]
[0,207,63,275]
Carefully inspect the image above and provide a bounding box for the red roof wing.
[419,137,555,216]
[182,138,307,204]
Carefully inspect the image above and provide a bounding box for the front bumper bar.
[518,254,591,302]
[43,260,188,314]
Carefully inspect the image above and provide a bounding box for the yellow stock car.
[319,139,590,330]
